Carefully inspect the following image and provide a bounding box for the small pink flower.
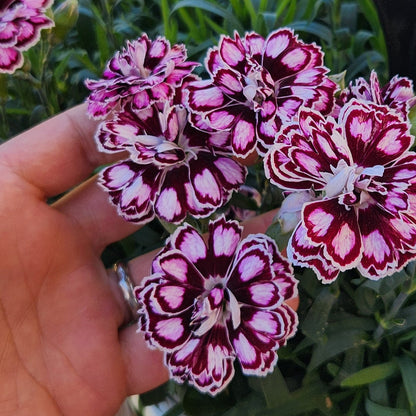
[185,28,337,158]
[0,0,54,74]
[97,103,247,224]
[85,34,199,119]
[334,70,416,120]
[265,99,416,282]
[135,217,298,395]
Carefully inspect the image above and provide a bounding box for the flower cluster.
[0,0,54,74]
[86,28,416,394]
[135,217,298,395]
[88,36,246,224]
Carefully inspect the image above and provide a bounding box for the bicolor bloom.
[265,99,416,282]
[334,70,416,120]
[185,28,336,158]
[135,217,298,395]
[97,103,247,224]
[85,34,199,119]
[0,0,54,74]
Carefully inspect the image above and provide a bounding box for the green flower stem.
[373,290,410,343]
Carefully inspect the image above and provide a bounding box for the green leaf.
[170,0,244,34]
[369,380,389,407]
[356,0,388,59]
[182,387,234,416]
[340,361,399,388]
[161,0,178,43]
[162,403,185,416]
[396,356,416,416]
[309,329,367,370]
[347,50,385,80]
[301,286,338,342]
[265,220,291,251]
[222,392,265,416]
[288,21,333,44]
[248,367,289,408]
[409,104,416,138]
[140,383,170,406]
[256,380,329,416]
[390,305,416,336]
[365,398,410,416]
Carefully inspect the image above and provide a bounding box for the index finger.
[0,103,118,197]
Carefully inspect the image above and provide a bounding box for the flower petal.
[303,199,362,269]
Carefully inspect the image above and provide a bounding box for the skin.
[0,104,287,416]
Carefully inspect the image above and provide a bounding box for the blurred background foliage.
[3,1,416,415]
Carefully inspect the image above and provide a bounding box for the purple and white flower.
[85,34,199,119]
[334,70,416,120]
[185,28,337,158]
[0,0,54,74]
[265,99,416,282]
[135,217,298,395]
[97,103,247,224]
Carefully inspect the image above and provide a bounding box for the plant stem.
[373,291,409,342]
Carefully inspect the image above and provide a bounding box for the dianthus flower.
[334,70,416,120]
[135,217,298,395]
[185,28,336,158]
[265,99,416,282]
[85,34,199,119]
[0,0,54,74]
[97,103,247,224]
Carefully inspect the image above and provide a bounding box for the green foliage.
[4,0,416,415]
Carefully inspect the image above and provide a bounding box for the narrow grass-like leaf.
[281,0,297,26]
[369,380,390,407]
[257,380,329,416]
[356,0,388,59]
[288,21,333,44]
[176,8,200,41]
[242,0,257,29]
[301,286,338,342]
[346,50,385,80]
[275,0,293,20]
[396,356,416,416]
[162,403,185,416]
[309,329,367,370]
[347,391,364,416]
[249,367,290,408]
[340,2,358,32]
[340,361,398,388]
[94,22,111,64]
[365,398,410,416]
[160,0,177,43]
[171,0,244,33]
[203,16,227,37]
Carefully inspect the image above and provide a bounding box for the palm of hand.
[0,105,167,416]
[0,172,129,416]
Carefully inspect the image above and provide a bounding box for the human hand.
[0,105,280,416]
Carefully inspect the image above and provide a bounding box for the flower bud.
[278,190,316,233]
[50,0,79,44]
